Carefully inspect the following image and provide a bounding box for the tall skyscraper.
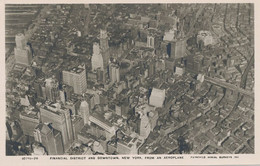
[92,43,104,71]
[71,116,84,140]
[91,29,110,78]
[14,33,32,66]
[135,104,157,137]
[139,112,151,139]
[80,100,90,125]
[15,33,26,49]
[170,39,186,59]
[44,77,60,102]
[100,29,109,52]
[59,85,73,104]
[40,103,74,150]
[34,123,64,155]
[109,63,120,84]
[62,64,87,95]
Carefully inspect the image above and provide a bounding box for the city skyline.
[5,3,254,156]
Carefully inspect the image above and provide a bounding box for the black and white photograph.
[4,1,258,164]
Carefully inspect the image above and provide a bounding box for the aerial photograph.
[5,4,254,155]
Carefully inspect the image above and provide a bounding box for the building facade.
[62,64,87,95]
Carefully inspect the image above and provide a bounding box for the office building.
[149,88,166,108]
[14,33,32,66]
[62,64,87,95]
[19,106,40,137]
[135,104,157,132]
[40,103,74,150]
[96,68,105,83]
[186,54,204,74]
[59,85,73,104]
[109,63,120,84]
[163,29,176,42]
[71,116,84,140]
[117,135,142,154]
[80,100,90,125]
[89,112,117,140]
[92,29,109,70]
[34,123,64,155]
[100,29,109,52]
[175,66,185,75]
[139,111,151,139]
[170,39,186,59]
[44,77,60,102]
[147,110,158,131]
[15,33,26,49]
[91,29,110,83]
[92,42,105,71]
[197,30,213,47]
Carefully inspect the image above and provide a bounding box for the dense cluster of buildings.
[6,4,254,155]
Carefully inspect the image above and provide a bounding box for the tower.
[109,63,120,84]
[100,29,109,52]
[15,33,26,49]
[91,29,110,82]
[80,100,90,125]
[99,29,109,71]
[91,43,104,71]
[59,85,73,104]
[34,123,64,155]
[99,29,109,73]
[40,103,74,151]
[14,33,32,66]
[44,77,59,102]
[139,112,151,139]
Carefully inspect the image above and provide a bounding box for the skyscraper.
[91,29,110,77]
[71,116,84,140]
[14,33,32,66]
[40,103,74,150]
[91,43,104,71]
[139,112,151,139]
[62,64,87,95]
[15,33,26,49]
[109,63,120,84]
[80,100,90,125]
[170,39,186,59]
[34,123,64,155]
[19,107,40,137]
[44,76,60,102]
[59,85,73,104]
[100,29,109,52]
